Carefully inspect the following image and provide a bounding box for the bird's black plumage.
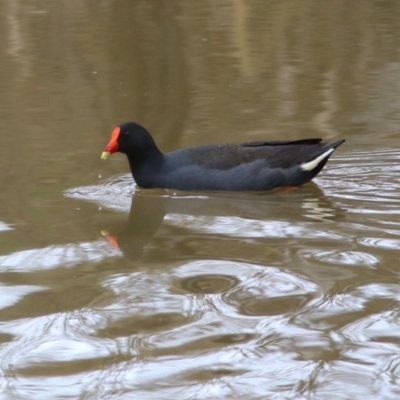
[102,122,345,191]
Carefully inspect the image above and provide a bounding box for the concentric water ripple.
[359,237,400,251]
[64,173,135,212]
[300,249,380,268]
[317,148,400,208]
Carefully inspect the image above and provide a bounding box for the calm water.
[1,1,400,399]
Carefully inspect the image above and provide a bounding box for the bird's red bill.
[103,232,119,248]
[101,127,121,159]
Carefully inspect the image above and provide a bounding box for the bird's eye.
[124,131,129,136]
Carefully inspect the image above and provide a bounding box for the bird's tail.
[300,139,346,173]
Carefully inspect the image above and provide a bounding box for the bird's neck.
[126,149,164,186]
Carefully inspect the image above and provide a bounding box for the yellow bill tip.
[101,151,110,160]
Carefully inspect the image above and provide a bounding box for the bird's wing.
[185,139,326,170]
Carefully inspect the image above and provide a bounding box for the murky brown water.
[1,1,400,399]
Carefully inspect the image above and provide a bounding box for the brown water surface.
[1,1,400,399]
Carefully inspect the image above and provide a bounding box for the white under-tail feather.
[300,148,335,171]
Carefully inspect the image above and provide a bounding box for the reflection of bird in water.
[101,122,345,191]
[101,194,167,261]
[101,184,343,262]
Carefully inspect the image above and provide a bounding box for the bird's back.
[165,139,326,171]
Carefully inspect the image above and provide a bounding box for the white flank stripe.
[300,148,335,171]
